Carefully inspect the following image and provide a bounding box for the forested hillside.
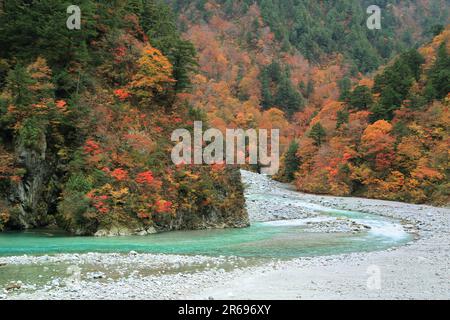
[0,0,248,234]
[171,0,449,71]
[282,30,450,205]
[165,0,448,145]
[0,0,448,236]
[167,0,449,204]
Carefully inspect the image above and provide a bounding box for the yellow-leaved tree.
[129,44,175,104]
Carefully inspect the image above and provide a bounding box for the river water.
[0,196,415,295]
[0,208,411,259]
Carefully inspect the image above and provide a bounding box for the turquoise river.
[0,208,412,259]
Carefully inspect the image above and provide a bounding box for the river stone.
[88,272,105,280]
[94,226,133,237]
[51,279,60,287]
[136,227,157,236]
[6,282,21,291]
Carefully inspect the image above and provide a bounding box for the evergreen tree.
[260,71,273,109]
[401,49,425,81]
[338,77,351,101]
[139,0,198,92]
[305,79,315,99]
[427,43,450,100]
[336,109,349,129]
[0,0,97,95]
[171,40,198,92]
[4,65,33,106]
[371,49,425,122]
[308,122,326,147]
[348,85,373,110]
[261,61,304,116]
[274,75,304,118]
[279,140,301,182]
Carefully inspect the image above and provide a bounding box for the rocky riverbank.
[1,170,449,300]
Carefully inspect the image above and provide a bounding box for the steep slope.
[167,0,448,151]
[171,0,449,71]
[282,28,450,205]
[0,0,248,234]
[167,0,449,205]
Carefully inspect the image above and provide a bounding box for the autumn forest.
[0,0,449,235]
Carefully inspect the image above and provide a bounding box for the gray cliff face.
[10,133,56,229]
